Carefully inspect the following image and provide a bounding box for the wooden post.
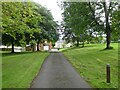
[106,64,110,83]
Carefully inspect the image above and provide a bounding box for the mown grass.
[62,43,118,88]
[2,51,49,88]
[0,51,2,89]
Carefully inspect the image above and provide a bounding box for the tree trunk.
[11,41,14,53]
[76,41,79,47]
[103,2,111,49]
[32,44,36,52]
[37,42,39,51]
[106,25,111,49]
[82,41,84,47]
[76,37,79,47]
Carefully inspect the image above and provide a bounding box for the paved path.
[30,52,91,88]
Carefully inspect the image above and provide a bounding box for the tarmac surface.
[30,52,92,88]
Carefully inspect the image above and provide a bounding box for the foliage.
[36,4,59,44]
[2,2,59,52]
[2,2,27,46]
[61,2,104,47]
[111,5,120,41]
[61,1,119,48]
[89,1,119,49]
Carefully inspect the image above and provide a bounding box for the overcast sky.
[33,0,63,22]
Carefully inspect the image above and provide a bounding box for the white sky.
[33,0,63,22]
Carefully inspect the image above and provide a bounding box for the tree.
[2,2,42,53]
[61,2,93,47]
[34,4,59,51]
[88,1,119,49]
[111,5,120,42]
[23,2,42,51]
[2,2,27,53]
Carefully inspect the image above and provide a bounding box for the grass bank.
[2,51,49,88]
[62,43,118,88]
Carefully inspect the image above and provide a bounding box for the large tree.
[34,4,59,51]
[111,4,120,42]
[61,2,94,47]
[2,2,28,53]
[88,1,119,49]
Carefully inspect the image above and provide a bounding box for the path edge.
[61,52,93,88]
[29,52,51,88]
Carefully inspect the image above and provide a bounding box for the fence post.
[106,64,110,83]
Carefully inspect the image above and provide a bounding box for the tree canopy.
[61,1,119,48]
[2,2,59,52]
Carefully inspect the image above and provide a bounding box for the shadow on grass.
[99,47,114,52]
[2,51,33,57]
[2,51,48,57]
[61,45,94,52]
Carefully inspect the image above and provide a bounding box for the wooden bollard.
[106,64,110,83]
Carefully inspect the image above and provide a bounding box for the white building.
[0,45,25,52]
[54,39,64,48]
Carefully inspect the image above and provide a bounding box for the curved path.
[30,52,92,88]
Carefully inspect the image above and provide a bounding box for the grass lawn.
[0,52,2,89]
[62,43,118,88]
[2,51,49,88]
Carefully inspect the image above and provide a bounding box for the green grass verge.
[2,51,49,88]
[59,48,68,52]
[62,43,118,88]
[0,52,2,89]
